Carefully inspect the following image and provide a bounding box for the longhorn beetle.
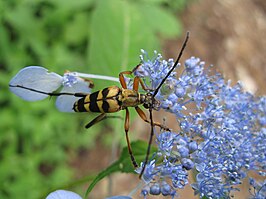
[9,32,189,178]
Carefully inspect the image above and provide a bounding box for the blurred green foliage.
[0,0,186,198]
[86,140,157,197]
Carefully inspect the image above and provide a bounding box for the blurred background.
[0,0,265,198]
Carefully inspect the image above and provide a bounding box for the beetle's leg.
[85,114,122,128]
[119,64,151,91]
[135,106,170,131]
[85,113,106,128]
[119,71,149,91]
[131,63,142,73]
[84,79,94,89]
[119,71,131,89]
[133,76,140,91]
[132,64,151,91]
[119,63,142,81]
[119,64,149,91]
[124,108,138,168]
[138,78,149,91]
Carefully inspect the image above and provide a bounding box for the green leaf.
[87,0,155,80]
[87,0,131,76]
[140,3,182,37]
[87,0,182,89]
[64,12,90,44]
[50,0,94,11]
[85,140,157,197]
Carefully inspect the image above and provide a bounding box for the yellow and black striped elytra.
[73,86,122,113]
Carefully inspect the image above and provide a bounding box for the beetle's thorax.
[119,88,160,110]
[120,88,142,108]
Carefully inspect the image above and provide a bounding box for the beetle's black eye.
[143,103,149,109]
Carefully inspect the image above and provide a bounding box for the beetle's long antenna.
[139,108,154,178]
[9,84,87,97]
[152,31,189,97]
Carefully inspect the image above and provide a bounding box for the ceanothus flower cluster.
[133,50,266,199]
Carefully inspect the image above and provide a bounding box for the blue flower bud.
[188,141,198,152]
[161,182,172,196]
[181,158,194,170]
[178,146,189,158]
[149,183,161,195]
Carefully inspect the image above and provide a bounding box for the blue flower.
[136,160,157,183]
[46,190,82,199]
[249,178,266,199]
[46,190,133,199]
[62,73,78,87]
[156,131,177,155]
[132,50,266,198]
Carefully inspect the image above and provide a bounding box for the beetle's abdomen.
[73,86,122,113]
